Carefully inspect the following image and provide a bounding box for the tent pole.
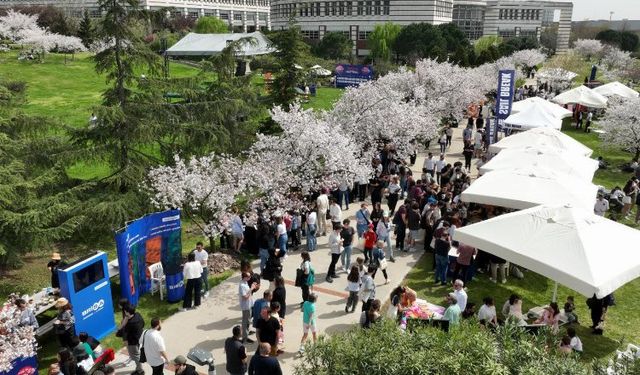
[552,282,558,302]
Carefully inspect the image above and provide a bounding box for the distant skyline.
[570,0,640,21]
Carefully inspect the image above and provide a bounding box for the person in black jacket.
[172,355,198,375]
[248,343,282,375]
[58,347,84,375]
[271,276,287,319]
[122,305,145,375]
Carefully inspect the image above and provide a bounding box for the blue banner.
[58,252,117,340]
[335,64,373,88]
[495,70,516,131]
[115,210,184,305]
[3,355,37,375]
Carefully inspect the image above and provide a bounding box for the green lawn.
[302,86,344,111]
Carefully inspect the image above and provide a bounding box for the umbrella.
[310,64,332,77]
[460,167,598,210]
[511,97,573,119]
[479,146,599,181]
[453,204,640,298]
[552,85,608,108]
[488,128,593,157]
[592,81,640,99]
[504,101,563,130]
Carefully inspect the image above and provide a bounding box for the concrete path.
[112,124,474,375]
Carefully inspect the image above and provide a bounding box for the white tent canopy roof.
[453,204,640,298]
[310,65,332,76]
[479,146,599,181]
[537,68,578,82]
[511,97,573,119]
[552,85,608,108]
[166,32,275,56]
[504,101,563,130]
[488,128,593,157]
[460,167,598,210]
[592,81,640,99]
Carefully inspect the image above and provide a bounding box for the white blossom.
[599,96,640,160]
[0,10,39,42]
[0,297,37,372]
[510,49,546,69]
[572,39,604,60]
[599,46,635,82]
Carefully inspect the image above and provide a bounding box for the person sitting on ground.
[360,299,382,329]
[478,297,498,327]
[534,302,560,333]
[443,293,461,326]
[567,326,583,353]
[564,296,578,324]
[559,336,573,354]
[501,294,526,326]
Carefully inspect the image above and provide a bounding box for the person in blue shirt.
[444,293,461,326]
[252,291,272,330]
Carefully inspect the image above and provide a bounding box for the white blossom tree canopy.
[599,45,635,82]
[510,49,546,69]
[572,39,604,60]
[599,97,640,160]
[0,9,39,42]
[0,10,85,54]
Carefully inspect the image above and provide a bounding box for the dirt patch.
[207,252,241,274]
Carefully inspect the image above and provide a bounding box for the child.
[356,257,366,282]
[270,301,284,355]
[345,266,360,313]
[564,296,578,324]
[362,223,377,264]
[567,327,583,353]
[299,293,318,353]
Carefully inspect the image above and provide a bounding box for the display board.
[334,64,373,88]
[115,210,184,305]
[495,70,516,131]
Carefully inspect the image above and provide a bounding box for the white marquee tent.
[552,85,608,108]
[537,68,578,82]
[504,101,563,130]
[460,167,598,210]
[479,147,599,181]
[592,81,640,99]
[166,32,275,56]
[488,128,593,157]
[511,97,573,119]
[453,204,640,298]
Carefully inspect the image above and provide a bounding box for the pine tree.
[77,10,94,48]
[269,22,309,107]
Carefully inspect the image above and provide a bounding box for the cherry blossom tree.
[510,49,546,69]
[599,45,635,82]
[599,97,640,160]
[572,39,604,61]
[0,10,39,42]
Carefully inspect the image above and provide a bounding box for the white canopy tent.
[166,32,275,56]
[310,65,332,76]
[453,204,640,298]
[592,81,640,99]
[504,101,563,130]
[511,97,573,119]
[488,127,593,157]
[537,68,578,82]
[552,85,608,108]
[460,167,598,210]
[479,147,599,181]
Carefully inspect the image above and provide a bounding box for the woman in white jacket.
[376,213,394,262]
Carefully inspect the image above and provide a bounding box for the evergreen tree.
[313,31,352,61]
[0,81,84,267]
[269,22,309,107]
[77,10,94,48]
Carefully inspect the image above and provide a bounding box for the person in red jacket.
[362,223,377,265]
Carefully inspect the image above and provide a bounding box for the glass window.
[366,0,372,15]
[383,0,389,15]
[357,0,364,15]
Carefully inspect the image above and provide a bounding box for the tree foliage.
[10,5,75,36]
[0,81,84,267]
[294,320,589,375]
[368,22,401,62]
[394,23,472,66]
[313,31,352,61]
[599,97,640,160]
[596,29,640,53]
[498,36,539,56]
[269,24,310,107]
[194,16,228,33]
[77,10,95,48]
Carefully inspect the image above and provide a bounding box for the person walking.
[121,305,145,375]
[362,223,377,264]
[355,203,371,239]
[181,252,203,311]
[239,272,258,344]
[298,293,318,353]
[392,201,408,253]
[340,219,355,272]
[435,154,446,185]
[316,188,330,236]
[231,207,244,254]
[257,217,272,273]
[193,242,209,298]
[306,204,317,251]
[360,266,376,312]
[438,132,447,154]
[345,265,360,313]
[326,225,343,283]
[329,198,342,229]
[386,176,401,215]
[275,216,288,257]
[256,304,281,356]
[225,325,248,375]
[462,141,474,173]
[299,251,314,304]
[142,318,169,375]
[376,213,394,262]
[371,241,389,284]
[248,343,282,375]
[445,126,453,148]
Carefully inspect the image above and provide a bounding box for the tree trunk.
[208,236,216,252]
[635,148,640,161]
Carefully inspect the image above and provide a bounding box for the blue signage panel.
[58,252,116,340]
[115,210,184,305]
[3,355,37,375]
[335,64,374,88]
[495,70,516,131]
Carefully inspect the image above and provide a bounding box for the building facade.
[0,0,271,32]
[271,0,454,55]
[452,0,572,53]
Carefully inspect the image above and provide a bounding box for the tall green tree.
[0,81,84,267]
[194,16,228,33]
[498,36,539,56]
[596,29,640,52]
[269,23,309,107]
[368,22,401,62]
[313,31,352,60]
[77,10,94,48]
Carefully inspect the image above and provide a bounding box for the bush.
[295,320,589,375]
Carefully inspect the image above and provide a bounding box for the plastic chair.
[148,262,166,300]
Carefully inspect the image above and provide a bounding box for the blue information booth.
[58,251,117,339]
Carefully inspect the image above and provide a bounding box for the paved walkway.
[112,125,474,375]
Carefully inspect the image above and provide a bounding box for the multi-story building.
[271,0,454,56]
[0,0,271,32]
[453,0,573,53]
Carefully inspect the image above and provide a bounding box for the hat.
[51,252,61,260]
[54,297,69,308]
[172,355,187,365]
